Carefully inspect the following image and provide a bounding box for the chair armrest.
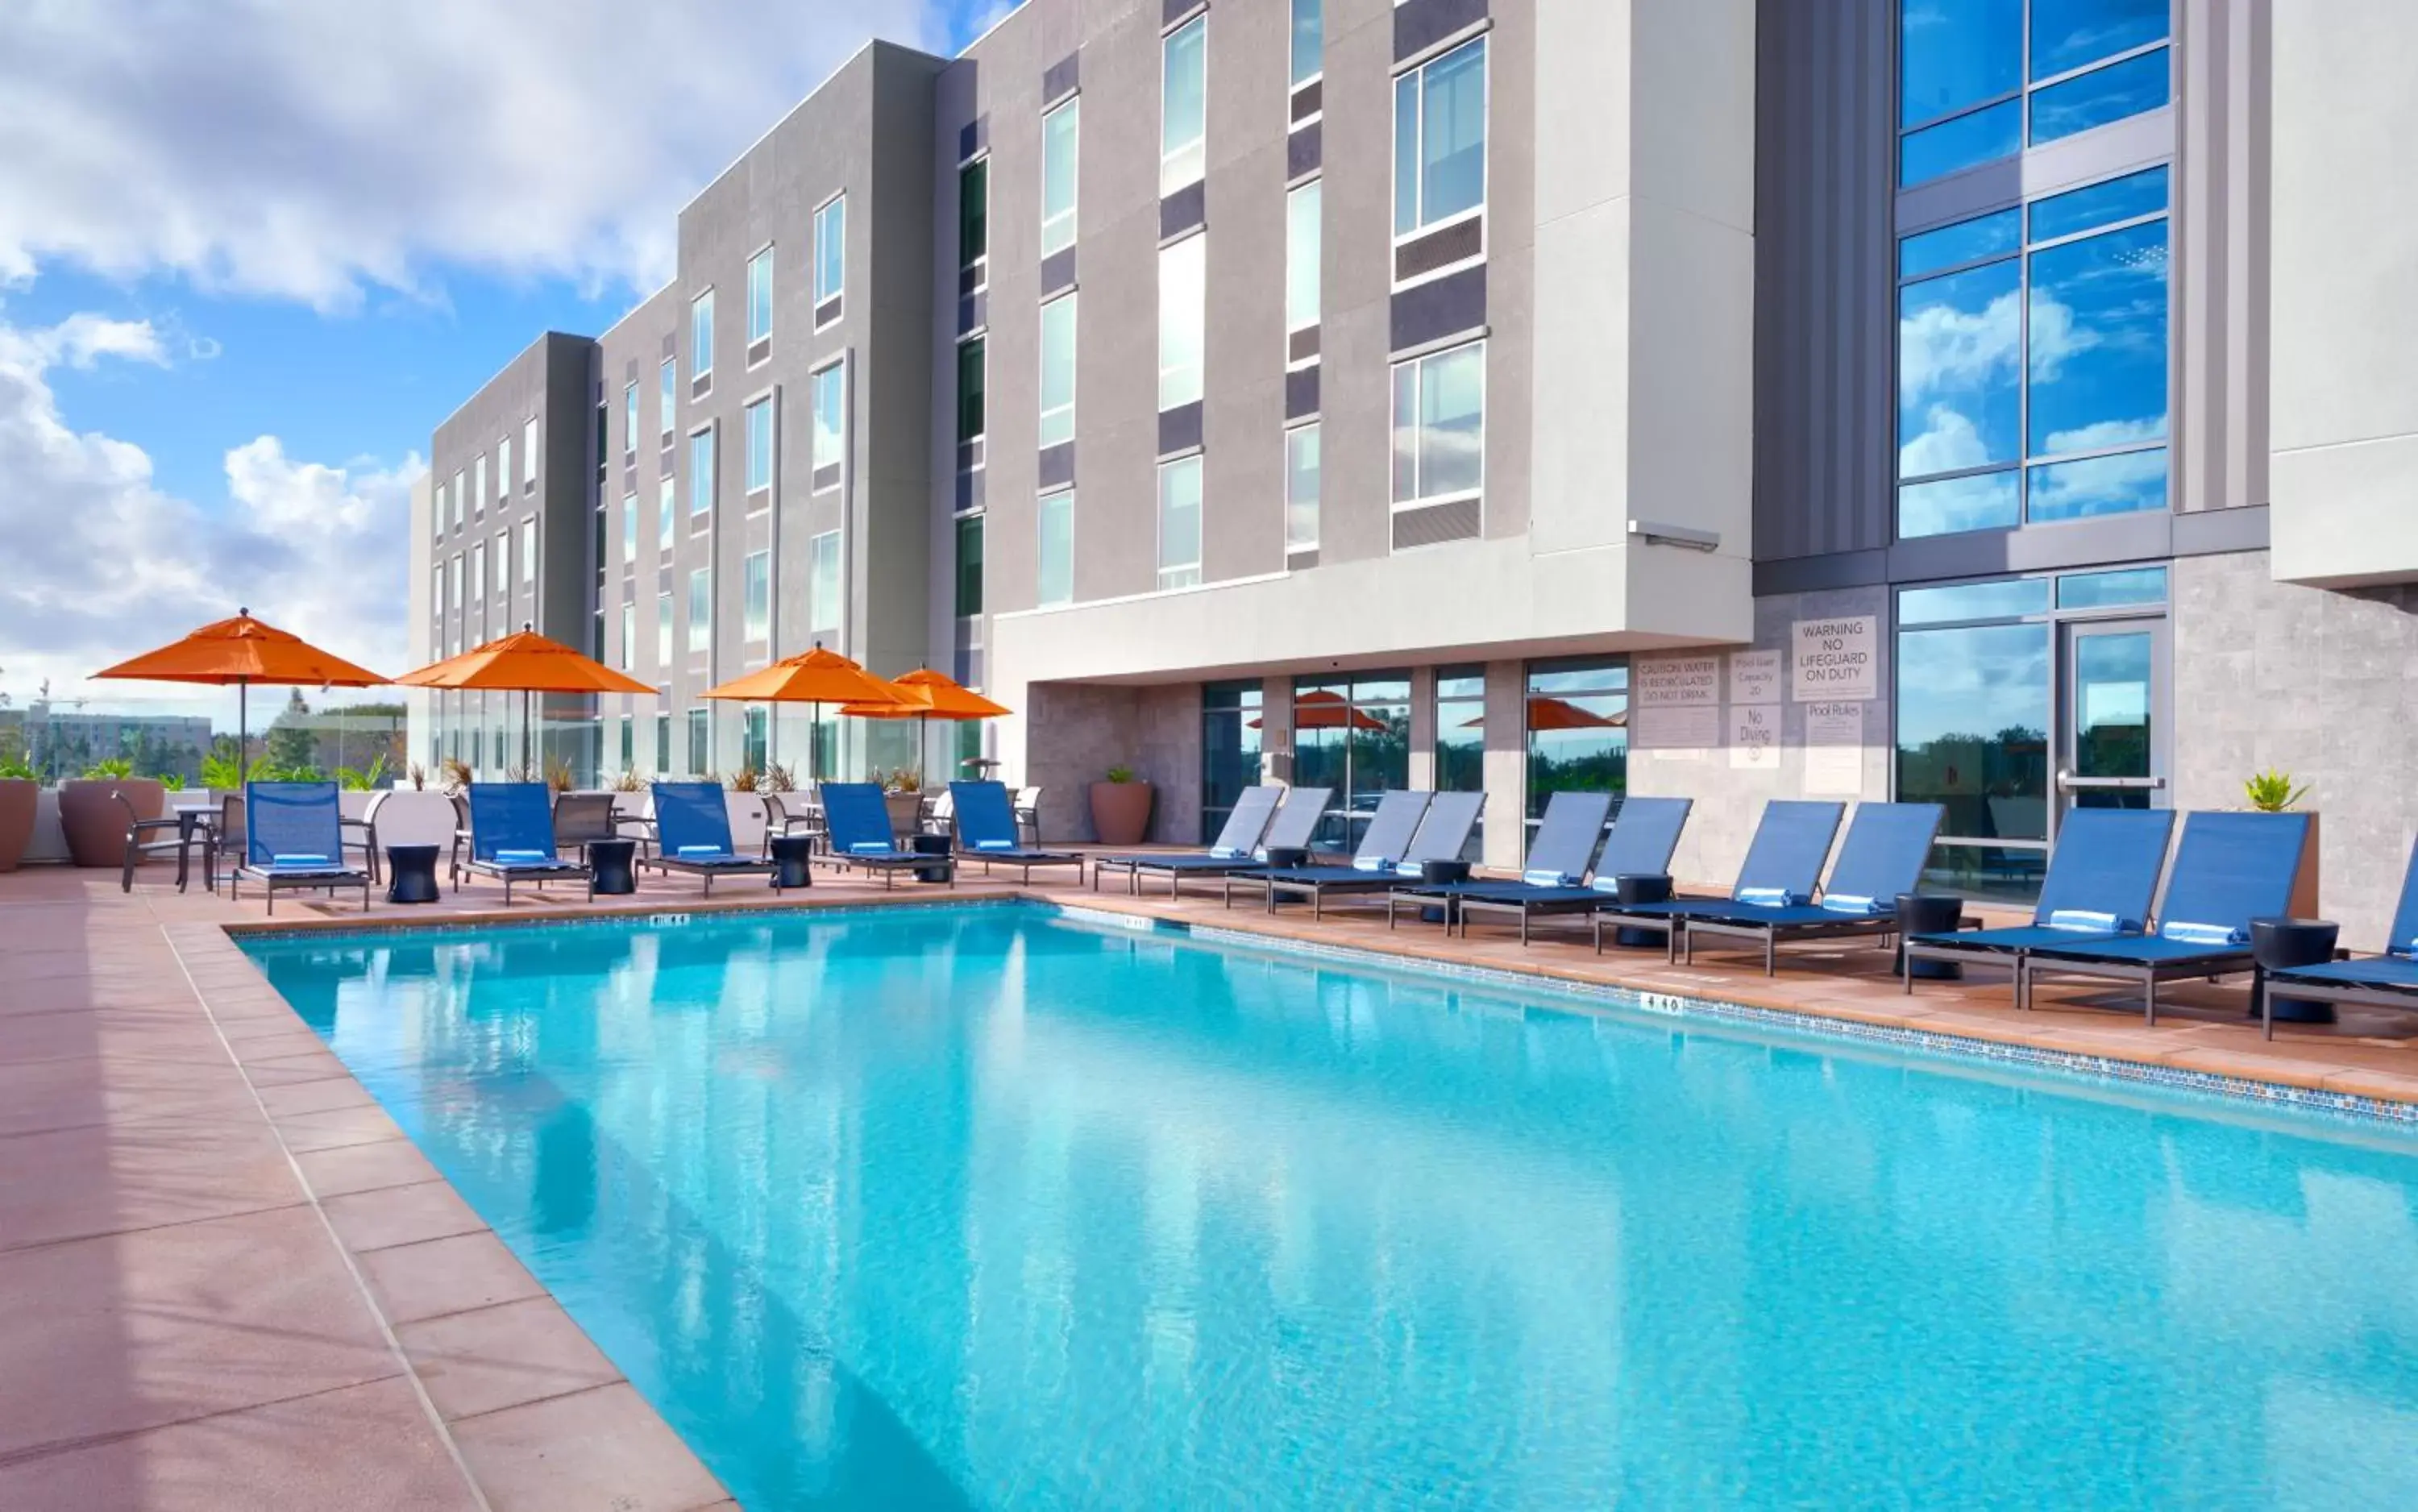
[127,817,184,836]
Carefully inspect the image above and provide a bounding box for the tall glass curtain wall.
[1895,566,2167,903]
[1434,669,1485,862]
[1895,1,2173,538]
[1524,660,1628,850]
[1200,681,1264,846]
[1293,675,1410,852]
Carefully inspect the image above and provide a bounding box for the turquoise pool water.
[245,904,2418,1510]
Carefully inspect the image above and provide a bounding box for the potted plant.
[1088,765,1153,846]
[59,758,166,869]
[2244,768,2321,917]
[881,767,926,838]
[0,752,37,873]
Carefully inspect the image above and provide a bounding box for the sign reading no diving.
[1792,616,1877,702]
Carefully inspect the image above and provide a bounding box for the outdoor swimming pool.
[244,903,2418,1510]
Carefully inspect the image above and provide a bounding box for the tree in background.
[264,687,320,775]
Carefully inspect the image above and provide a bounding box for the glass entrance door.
[2057,618,2167,820]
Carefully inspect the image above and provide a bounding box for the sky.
[0,0,1022,727]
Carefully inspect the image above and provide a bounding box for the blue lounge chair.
[1385,790,1615,938]
[1260,791,1486,919]
[642,782,783,895]
[1092,786,1335,898]
[2020,811,2313,1024]
[1091,784,1284,894]
[455,783,594,904]
[817,782,949,888]
[1901,808,2176,999]
[1591,800,1849,966]
[1671,803,1945,974]
[1221,789,1432,910]
[2258,837,2418,1038]
[233,780,371,915]
[951,780,1086,881]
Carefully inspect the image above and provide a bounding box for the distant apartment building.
[410,1,2418,941]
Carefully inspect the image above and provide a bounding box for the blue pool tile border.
[235,895,2418,1132]
[1049,905,2418,1132]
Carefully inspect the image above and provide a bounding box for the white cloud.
[0,309,418,717]
[0,0,949,308]
[1897,285,2021,402]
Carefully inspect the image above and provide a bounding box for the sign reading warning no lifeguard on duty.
[1791,617,1876,702]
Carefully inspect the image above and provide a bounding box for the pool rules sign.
[1792,616,1877,703]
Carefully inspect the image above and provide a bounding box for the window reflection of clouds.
[2030,0,2169,81]
[2030,47,2169,145]
[2027,221,2168,455]
[1897,263,2021,475]
[1899,0,2021,126]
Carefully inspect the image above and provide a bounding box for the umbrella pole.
[522,689,532,777]
[237,680,248,783]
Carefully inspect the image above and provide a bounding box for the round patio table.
[2250,916,2339,1024]
[767,835,816,891]
[384,845,441,905]
[1896,893,1965,980]
[1610,873,1672,949]
[586,839,638,897]
[1419,858,1471,924]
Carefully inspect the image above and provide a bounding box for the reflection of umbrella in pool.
[1461,696,1627,732]
[1251,688,1386,731]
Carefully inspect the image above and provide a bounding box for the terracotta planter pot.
[0,779,36,872]
[1088,781,1154,847]
[58,779,164,869]
[883,790,925,839]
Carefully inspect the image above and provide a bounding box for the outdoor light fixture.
[1628,519,1722,552]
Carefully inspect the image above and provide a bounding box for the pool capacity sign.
[1792,616,1877,703]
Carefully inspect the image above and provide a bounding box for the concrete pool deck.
[5,855,2416,1506]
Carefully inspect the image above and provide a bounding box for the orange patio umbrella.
[394,624,654,773]
[837,667,1012,779]
[91,607,390,770]
[1461,696,1627,733]
[700,645,908,781]
[1250,688,1386,732]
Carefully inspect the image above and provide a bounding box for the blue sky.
[0,0,1020,721]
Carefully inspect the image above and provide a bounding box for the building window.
[497,437,512,501]
[1041,97,1079,256]
[520,517,537,584]
[471,541,486,601]
[954,513,984,618]
[451,471,463,529]
[495,530,510,595]
[1292,674,1410,852]
[1285,422,1320,550]
[621,494,638,564]
[1157,234,1205,410]
[690,289,714,386]
[522,417,538,486]
[1897,165,2169,538]
[956,338,986,445]
[656,477,675,553]
[688,429,714,518]
[1201,679,1264,845]
[659,357,676,440]
[1390,339,1485,508]
[688,567,712,654]
[433,479,447,538]
[1291,0,1322,86]
[1161,15,1207,195]
[743,550,770,643]
[1525,658,1628,834]
[959,157,989,287]
[620,603,634,670]
[747,246,774,347]
[745,397,774,496]
[1435,667,1486,862]
[449,554,462,610]
[812,363,845,479]
[809,530,841,635]
[1286,178,1321,343]
[1037,490,1074,607]
[656,592,673,666]
[1900,0,2170,186]
[618,714,634,772]
[1157,455,1202,590]
[472,454,487,515]
[1038,293,1077,448]
[743,706,767,774]
[1394,36,1487,238]
[687,708,710,776]
[814,195,845,314]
